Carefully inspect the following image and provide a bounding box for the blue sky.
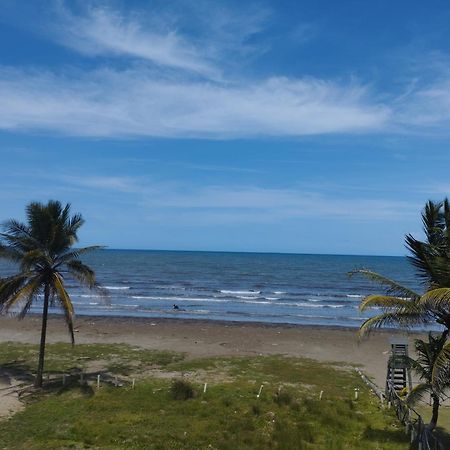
[1,0,450,255]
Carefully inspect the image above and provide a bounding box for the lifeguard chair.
[385,337,412,394]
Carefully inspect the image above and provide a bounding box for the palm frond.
[55,246,104,266]
[406,356,429,380]
[348,269,420,299]
[0,274,32,307]
[17,279,44,319]
[359,310,431,337]
[432,341,450,386]
[406,383,432,406]
[0,219,39,253]
[359,295,416,312]
[420,288,450,311]
[422,200,444,244]
[0,275,42,314]
[52,273,75,344]
[19,249,51,271]
[65,260,97,289]
[0,244,23,263]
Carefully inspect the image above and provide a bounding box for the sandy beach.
[0,314,423,388]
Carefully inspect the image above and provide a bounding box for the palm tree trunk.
[35,283,50,388]
[428,393,440,432]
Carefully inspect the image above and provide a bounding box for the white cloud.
[53,4,219,77]
[59,175,136,192]
[0,2,394,138]
[7,2,450,139]
[396,76,450,130]
[0,66,389,138]
[52,174,417,224]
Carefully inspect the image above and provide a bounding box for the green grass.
[0,343,411,449]
[0,342,185,376]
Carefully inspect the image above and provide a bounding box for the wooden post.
[97,375,100,389]
[319,390,323,400]
[256,385,263,398]
[132,379,135,389]
[203,382,207,393]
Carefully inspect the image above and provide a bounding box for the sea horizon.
[95,247,407,258]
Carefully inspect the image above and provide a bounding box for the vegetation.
[0,201,101,387]
[0,342,184,377]
[405,333,450,432]
[170,379,195,400]
[0,342,410,449]
[350,199,450,431]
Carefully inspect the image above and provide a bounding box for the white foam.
[239,300,271,304]
[104,286,131,290]
[131,296,228,303]
[346,294,363,298]
[273,291,286,294]
[220,290,260,295]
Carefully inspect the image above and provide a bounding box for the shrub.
[170,379,195,400]
[251,404,261,416]
[274,390,293,406]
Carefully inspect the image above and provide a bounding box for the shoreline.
[5,310,432,333]
[0,313,425,388]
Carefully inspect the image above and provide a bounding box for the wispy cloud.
[396,76,450,131]
[59,175,136,192]
[4,2,450,139]
[0,66,389,138]
[50,174,418,224]
[0,2,393,138]
[52,3,219,77]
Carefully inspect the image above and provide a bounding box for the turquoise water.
[0,250,421,327]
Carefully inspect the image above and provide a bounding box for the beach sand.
[0,314,422,388]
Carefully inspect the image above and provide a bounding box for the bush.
[274,390,293,406]
[251,404,261,416]
[170,379,195,400]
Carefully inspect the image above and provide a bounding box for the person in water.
[173,304,179,310]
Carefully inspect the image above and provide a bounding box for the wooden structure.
[386,337,412,394]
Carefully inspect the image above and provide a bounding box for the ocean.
[0,250,421,328]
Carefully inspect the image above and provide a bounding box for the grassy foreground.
[0,342,410,449]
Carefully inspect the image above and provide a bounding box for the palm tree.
[0,201,101,387]
[350,200,450,436]
[350,199,450,337]
[406,333,450,432]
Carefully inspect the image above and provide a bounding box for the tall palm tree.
[350,199,450,337]
[0,201,101,387]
